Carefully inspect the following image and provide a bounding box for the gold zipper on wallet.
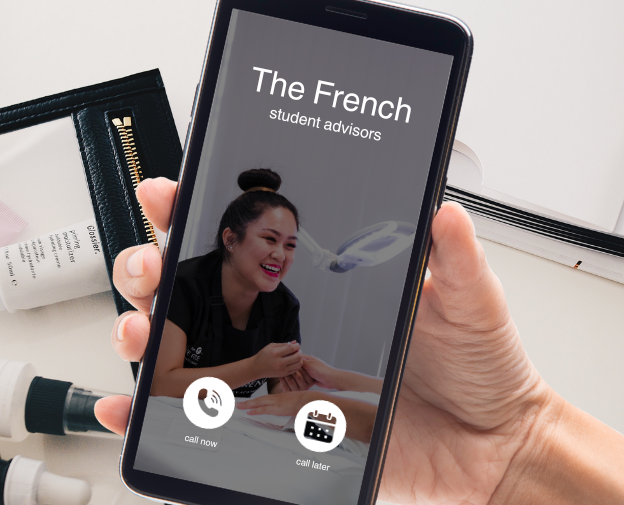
[111,116,159,247]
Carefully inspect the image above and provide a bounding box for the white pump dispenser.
[1,455,91,505]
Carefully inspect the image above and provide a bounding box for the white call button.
[182,377,235,429]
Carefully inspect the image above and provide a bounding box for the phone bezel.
[120,1,472,504]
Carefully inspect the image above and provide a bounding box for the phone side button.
[191,83,200,117]
[183,122,192,151]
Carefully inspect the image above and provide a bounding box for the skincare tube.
[0,359,116,441]
[0,455,91,505]
[0,218,110,312]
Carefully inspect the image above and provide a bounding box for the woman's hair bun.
[238,168,282,193]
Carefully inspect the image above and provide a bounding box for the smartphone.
[120,1,472,504]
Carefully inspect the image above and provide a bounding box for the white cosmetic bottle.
[0,454,91,505]
[0,218,111,312]
[0,359,115,441]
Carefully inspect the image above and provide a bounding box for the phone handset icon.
[183,377,235,429]
[198,388,222,417]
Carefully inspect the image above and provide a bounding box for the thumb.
[276,341,300,356]
[427,202,509,331]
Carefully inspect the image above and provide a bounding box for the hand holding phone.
[97,180,547,505]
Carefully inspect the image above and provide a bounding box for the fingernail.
[117,315,131,342]
[126,248,145,277]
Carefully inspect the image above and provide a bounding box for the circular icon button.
[294,400,347,453]
[183,377,235,429]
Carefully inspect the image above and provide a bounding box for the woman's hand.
[237,391,314,416]
[278,368,316,392]
[252,341,303,378]
[301,355,383,394]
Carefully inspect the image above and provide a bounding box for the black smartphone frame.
[120,1,472,504]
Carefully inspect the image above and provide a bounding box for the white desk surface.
[1,2,623,505]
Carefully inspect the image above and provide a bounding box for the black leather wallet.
[0,70,182,317]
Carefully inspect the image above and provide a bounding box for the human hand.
[300,355,340,390]
[93,181,554,505]
[379,202,550,505]
[279,367,316,392]
[237,391,315,417]
[252,341,303,378]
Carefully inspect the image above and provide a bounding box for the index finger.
[279,377,292,392]
[94,396,131,436]
[299,368,315,386]
[136,178,178,232]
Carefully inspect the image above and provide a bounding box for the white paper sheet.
[413,0,624,231]
[447,147,624,284]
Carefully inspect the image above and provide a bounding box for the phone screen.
[133,9,453,505]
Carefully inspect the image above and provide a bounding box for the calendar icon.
[304,411,336,444]
[295,400,346,453]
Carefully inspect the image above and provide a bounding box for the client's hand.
[237,391,313,417]
[278,368,316,392]
[300,355,340,390]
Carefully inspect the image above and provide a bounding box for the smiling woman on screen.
[150,169,306,399]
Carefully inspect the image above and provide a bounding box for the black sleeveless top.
[166,250,301,397]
